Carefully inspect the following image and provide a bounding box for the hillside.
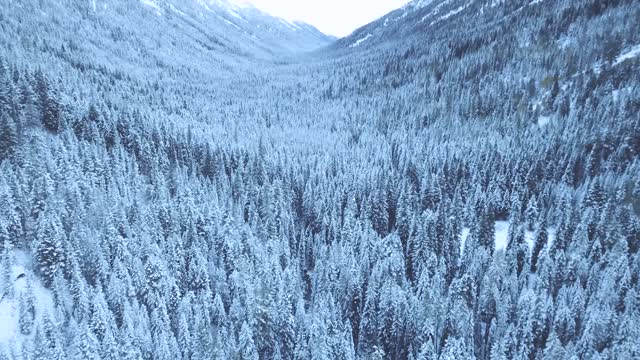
[0,0,639,359]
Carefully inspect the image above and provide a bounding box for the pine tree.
[19,277,36,335]
[530,219,548,273]
[33,71,61,133]
[416,341,436,360]
[543,331,566,359]
[177,308,192,360]
[440,337,473,360]
[370,189,389,236]
[510,226,529,276]
[0,67,12,117]
[476,208,495,256]
[34,214,66,288]
[238,321,259,360]
[41,92,62,133]
[611,290,640,357]
[0,175,22,245]
[32,326,50,360]
[583,181,606,211]
[101,329,120,360]
[1,239,13,301]
[90,290,112,343]
[19,80,41,129]
[42,312,66,360]
[73,321,102,360]
[0,114,17,162]
[525,197,539,231]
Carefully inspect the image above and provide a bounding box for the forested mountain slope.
[0,0,639,359]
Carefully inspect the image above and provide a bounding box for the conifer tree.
[19,277,36,335]
[0,114,17,162]
[530,220,548,274]
[238,321,259,360]
[34,214,66,288]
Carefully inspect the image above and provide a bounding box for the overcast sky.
[232,0,412,37]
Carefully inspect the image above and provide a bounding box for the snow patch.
[420,0,453,22]
[557,36,574,50]
[430,2,472,26]
[420,0,469,23]
[493,221,511,250]
[496,221,555,250]
[460,222,555,254]
[140,0,163,16]
[169,4,188,18]
[219,15,242,30]
[227,8,242,19]
[214,0,244,18]
[614,44,640,66]
[350,34,372,48]
[0,251,54,355]
[279,18,301,32]
[538,115,552,127]
[460,228,471,254]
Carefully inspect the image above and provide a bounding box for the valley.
[0,0,639,359]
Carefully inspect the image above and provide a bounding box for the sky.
[232,0,412,37]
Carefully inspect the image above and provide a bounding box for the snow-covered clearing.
[460,221,555,254]
[0,251,54,356]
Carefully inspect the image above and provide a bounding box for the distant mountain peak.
[132,0,335,53]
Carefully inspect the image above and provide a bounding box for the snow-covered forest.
[0,0,639,359]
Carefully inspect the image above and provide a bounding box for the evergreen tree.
[1,239,13,301]
[19,277,36,335]
[72,321,102,360]
[0,114,17,162]
[525,197,539,231]
[238,321,259,360]
[34,214,66,288]
[531,219,548,273]
[583,181,606,211]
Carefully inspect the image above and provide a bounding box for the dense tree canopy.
[0,0,639,359]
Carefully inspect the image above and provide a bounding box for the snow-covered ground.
[420,0,453,23]
[169,3,188,18]
[220,15,242,30]
[614,44,640,66]
[538,115,552,127]
[350,34,372,48]
[430,2,472,26]
[141,0,163,16]
[460,221,555,254]
[0,251,54,356]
